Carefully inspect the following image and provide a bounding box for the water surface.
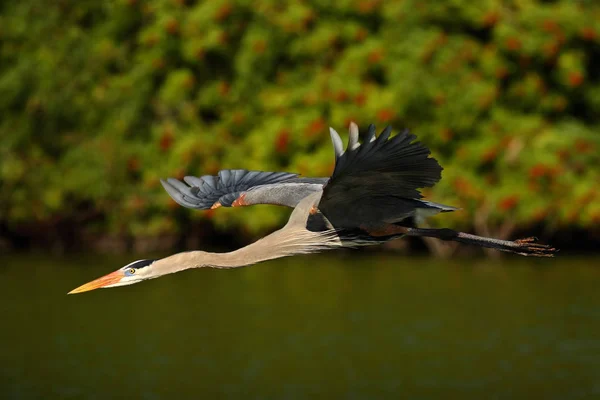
[1,253,599,399]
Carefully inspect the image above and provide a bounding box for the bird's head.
[68,259,157,294]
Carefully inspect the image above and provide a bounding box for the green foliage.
[1,0,599,241]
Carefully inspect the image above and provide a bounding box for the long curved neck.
[154,225,340,274]
[154,192,339,275]
[207,228,309,268]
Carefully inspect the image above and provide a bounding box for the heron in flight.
[69,123,555,294]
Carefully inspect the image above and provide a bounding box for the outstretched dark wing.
[161,170,301,209]
[317,124,444,228]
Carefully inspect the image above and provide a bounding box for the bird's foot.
[510,237,557,257]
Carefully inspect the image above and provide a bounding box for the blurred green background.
[1,0,599,254]
[2,2,600,399]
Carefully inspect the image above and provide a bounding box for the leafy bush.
[1,0,599,245]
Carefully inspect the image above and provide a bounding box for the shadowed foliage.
[0,0,599,251]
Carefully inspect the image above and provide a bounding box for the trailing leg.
[401,227,556,257]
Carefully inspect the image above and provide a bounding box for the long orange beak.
[68,270,125,294]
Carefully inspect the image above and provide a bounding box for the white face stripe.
[121,259,155,270]
[123,260,144,269]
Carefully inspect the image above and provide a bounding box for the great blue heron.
[69,123,555,294]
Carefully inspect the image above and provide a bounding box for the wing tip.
[329,127,344,158]
[348,122,359,151]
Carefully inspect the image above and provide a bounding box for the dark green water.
[1,253,599,399]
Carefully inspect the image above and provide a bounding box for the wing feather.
[348,122,360,151]
[161,170,304,209]
[318,124,444,228]
[329,127,344,160]
[161,124,447,223]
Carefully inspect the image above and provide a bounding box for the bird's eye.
[128,268,136,274]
